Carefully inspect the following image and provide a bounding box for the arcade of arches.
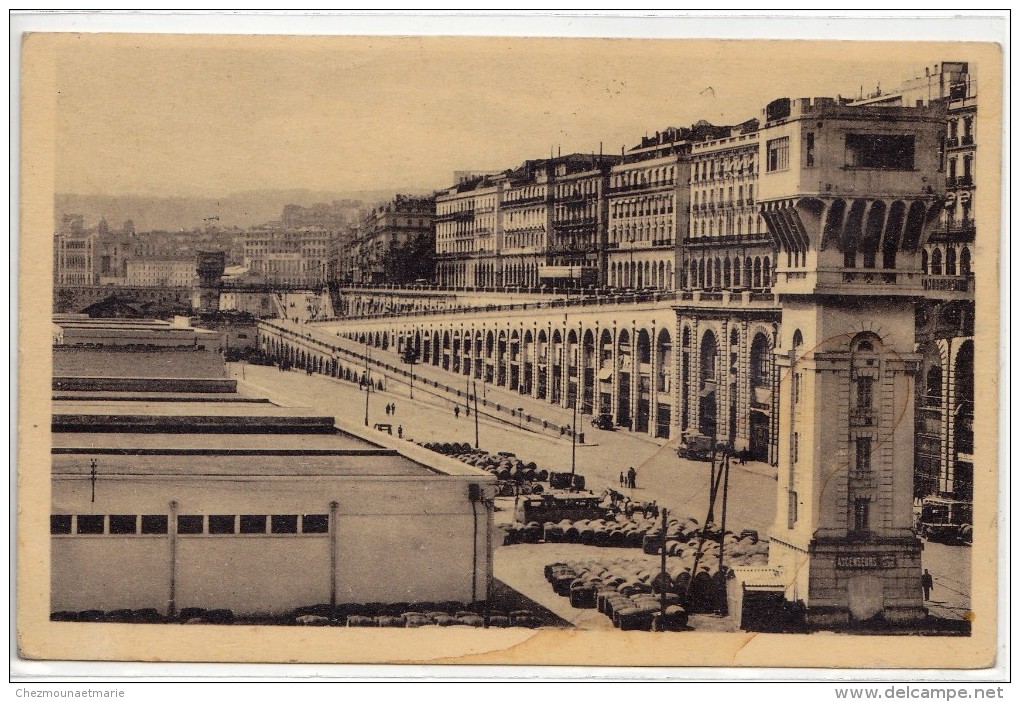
[259,308,782,464]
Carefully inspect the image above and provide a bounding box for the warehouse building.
[50,320,496,618]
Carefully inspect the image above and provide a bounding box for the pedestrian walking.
[391,402,396,415]
[921,569,934,601]
[454,406,460,419]
[397,425,403,439]
[619,471,625,487]
[627,466,637,489]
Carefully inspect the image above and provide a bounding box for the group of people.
[619,466,638,489]
[384,403,397,416]
[453,404,469,418]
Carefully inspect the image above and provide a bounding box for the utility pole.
[660,507,668,625]
[364,345,371,427]
[571,385,578,476]
[473,381,480,450]
[718,449,731,606]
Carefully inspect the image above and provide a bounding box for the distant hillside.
[55,188,434,231]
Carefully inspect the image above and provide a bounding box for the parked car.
[591,413,614,430]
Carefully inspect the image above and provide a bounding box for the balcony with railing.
[436,208,475,223]
[772,267,925,295]
[608,180,671,195]
[503,194,546,208]
[929,221,975,243]
[922,275,974,294]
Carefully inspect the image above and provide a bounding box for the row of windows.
[690,215,766,238]
[609,196,675,219]
[692,153,756,182]
[51,514,330,535]
[555,179,600,197]
[505,186,546,203]
[692,184,754,207]
[611,165,677,189]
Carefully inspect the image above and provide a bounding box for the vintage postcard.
[16,25,1003,673]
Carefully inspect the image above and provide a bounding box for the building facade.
[606,128,695,291]
[346,195,435,285]
[125,258,196,287]
[243,227,331,287]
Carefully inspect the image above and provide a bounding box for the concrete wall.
[51,471,492,616]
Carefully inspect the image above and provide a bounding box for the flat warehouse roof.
[51,451,437,478]
[52,431,382,452]
[52,399,320,418]
[52,392,265,403]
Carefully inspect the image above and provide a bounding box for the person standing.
[619,471,625,487]
[454,405,460,419]
[627,466,637,489]
[921,569,934,601]
[397,425,403,439]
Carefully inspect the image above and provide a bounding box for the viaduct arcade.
[259,293,782,465]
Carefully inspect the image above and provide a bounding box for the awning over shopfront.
[597,367,613,381]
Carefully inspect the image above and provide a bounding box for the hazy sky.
[52,35,965,197]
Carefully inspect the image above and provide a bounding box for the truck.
[915,496,973,544]
[676,431,717,461]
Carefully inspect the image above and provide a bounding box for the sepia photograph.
[14,13,1006,679]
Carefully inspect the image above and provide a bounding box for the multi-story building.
[54,229,96,286]
[435,176,499,288]
[125,257,196,287]
[606,128,697,291]
[685,122,772,294]
[436,155,621,289]
[337,195,434,285]
[546,154,621,288]
[243,226,331,287]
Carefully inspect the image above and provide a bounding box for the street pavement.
[230,360,972,626]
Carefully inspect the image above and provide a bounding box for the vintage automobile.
[676,431,716,461]
[915,496,973,544]
[591,413,614,430]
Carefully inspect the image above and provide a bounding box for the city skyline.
[54,35,961,199]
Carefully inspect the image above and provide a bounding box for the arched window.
[921,249,929,274]
[960,247,971,276]
[931,248,943,275]
[946,247,957,276]
[750,333,772,389]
